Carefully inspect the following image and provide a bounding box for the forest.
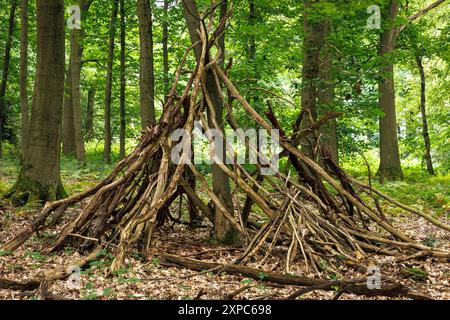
[0,0,449,302]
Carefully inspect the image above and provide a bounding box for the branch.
[82,59,106,69]
[161,254,433,300]
[398,0,447,33]
[0,248,101,291]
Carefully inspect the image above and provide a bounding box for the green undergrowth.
[1,142,449,217]
[343,158,450,217]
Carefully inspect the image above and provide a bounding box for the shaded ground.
[0,202,449,300]
[1,148,449,300]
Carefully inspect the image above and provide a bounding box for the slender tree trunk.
[119,0,126,159]
[139,0,158,249]
[137,0,156,129]
[297,0,329,159]
[162,0,169,100]
[85,88,95,140]
[63,0,90,161]
[248,0,256,66]
[182,0,238,244]
[241,0,261,226]
[377,0,403,181]
[71,0,93,162]
[9,0,66,204]
[104,0,119,163]
[247,0,260,112]
[19,0,29,161]
[416,56,435,175]
[219,0,227,67]
[70,5,86,162]
[62,66,76,156]
[0,0,18,158]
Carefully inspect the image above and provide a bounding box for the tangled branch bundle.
[2,13,449,277]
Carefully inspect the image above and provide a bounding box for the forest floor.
[0,147,449,300]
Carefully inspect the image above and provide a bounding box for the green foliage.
[402,267,428,281]
[343,153,450,216]
[421,235,438,247]
[25,250,46,263]
[0,250,12,257]
[258,272,268,281]
[102,287,115,297]
[151,257,161,267]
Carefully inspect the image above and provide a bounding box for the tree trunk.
[103,0,119,163]
[10,0,66,204]
[219,0,227,65]
[162,0,169,100]
[70,11,86,162]
[63,0,90,161]
[247,0,260,111]
[416,56,435,175]
[318,40,338,164]
[85,88,95,140]
[119,0,126,159]
[240,0,261,226]
[70,0,92,162]
[19,0,29,161]
[62,66,76,156]
[182,0,238,245]
[377,0,403,181]
[297,0,330,159]
[0,0,18,158]
[248,0,256,66]
[137,0,156,129]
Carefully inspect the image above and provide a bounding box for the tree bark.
[62,66,76,156]
[318,40,338,164]
[182,0,238,244]
[119,0,126,160]
[103,0,119,163]
[377,0,403,181]
[162,0,169,100]
[10,0,66,204]
[0,0,18,158]
[85,88,95,140]
[137,0,156,129]
[416,56,435,175]
[219,0,228,66]
[69,1,87,162]
[19,0,29,161]
[297,0,330,159]
[63,0,91,161]
[241,0,261,226]
[247,0,261,112]
[248,0,256,66]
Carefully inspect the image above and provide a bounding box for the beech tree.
[137,0,156,129]
[0,0,17,158]
[8,0,66,203]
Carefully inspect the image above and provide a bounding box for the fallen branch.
[0,247,101,291]
[224,284,257,300]
[161,253,432,300]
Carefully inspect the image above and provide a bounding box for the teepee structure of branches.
[2,9,449,276]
